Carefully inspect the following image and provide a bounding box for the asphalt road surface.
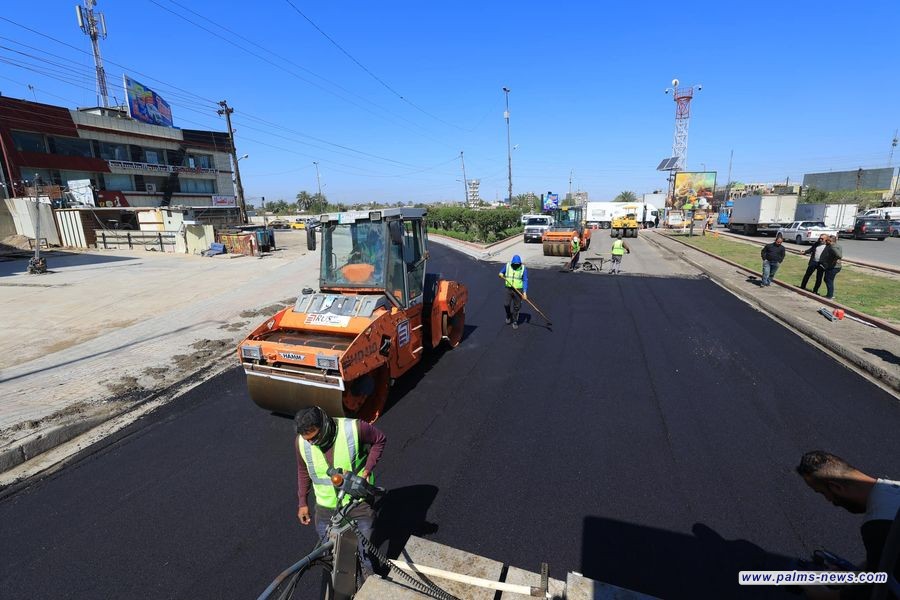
[720,226,900,268]
[2,242,898,600]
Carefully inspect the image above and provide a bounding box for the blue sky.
[1,1,898,205]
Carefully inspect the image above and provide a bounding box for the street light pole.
[503,87,512,204]
[313,161,322,199]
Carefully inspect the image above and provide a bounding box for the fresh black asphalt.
[1,244,898,599]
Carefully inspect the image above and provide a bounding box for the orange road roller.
[237,208,467,421]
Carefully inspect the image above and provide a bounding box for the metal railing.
[97,230,177,252]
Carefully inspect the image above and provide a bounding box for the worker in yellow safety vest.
[568,234,582,271]
[499,254,528,329]
[295,406,387,575]
[609,232,631,275]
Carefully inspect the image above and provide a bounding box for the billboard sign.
[211,195,236,207]
[67,179,95,206]
[543,193,559,211]
[124,75,174,127]
[673,172,716,209]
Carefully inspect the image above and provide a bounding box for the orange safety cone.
[833,309,845,320]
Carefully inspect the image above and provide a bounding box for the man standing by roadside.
[760,232,786,287]
[796,451,900,600]
[800,234,828,293]
[609,232,631,275]
[819,234,843,300]
[500,254,528,329]
[295,407,387,576]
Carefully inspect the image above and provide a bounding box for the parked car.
[523,216,553,243]
[777,221,838,245]
[842,217,890,241]
[889,220,900,238]
[290,218,306,230]
[268,219,291,229]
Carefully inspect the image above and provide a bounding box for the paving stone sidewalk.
[0,231,319,473]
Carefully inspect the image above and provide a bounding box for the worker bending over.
[500,254,528,329]
[610,233,631,274]
[569,234,581,271]
[295,407,387,575]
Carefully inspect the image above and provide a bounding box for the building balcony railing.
[107,160,220,175]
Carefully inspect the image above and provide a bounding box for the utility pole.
[723,149,733,203]
[502,87,512,203]
[459,151,468,206]
[28,174,47,274]
[76,0,110,108]
[313,161,322,199]
[890,129,898,167]
[568,170,573,198]
[217,100,247,224]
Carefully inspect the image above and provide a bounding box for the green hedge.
[429,225,525,244]
[425,207,522,242]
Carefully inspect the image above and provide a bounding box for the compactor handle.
[326,467,385,502]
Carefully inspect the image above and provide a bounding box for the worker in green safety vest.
[609,232,631,275]
[295,406,387,574]
[499,254,528,329]
[568,234,582,271]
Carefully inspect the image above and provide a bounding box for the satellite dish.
[672,78,679,87]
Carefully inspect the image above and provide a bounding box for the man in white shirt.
[796,450,900,600]
[801,234,828,293]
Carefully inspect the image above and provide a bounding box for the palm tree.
[614,191,638,202]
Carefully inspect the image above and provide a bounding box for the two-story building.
[0,96,235,208]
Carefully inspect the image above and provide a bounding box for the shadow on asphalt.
[380,324,478,417]
[0,251,138,278]
[371,484,439,559]
[863,347,900,365]
[581,518,797,599]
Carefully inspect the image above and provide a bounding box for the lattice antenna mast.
[664,79,701,171]
[76,0,109,107]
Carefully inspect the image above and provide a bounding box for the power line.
[146,0,458,150]
[282,0,467,131]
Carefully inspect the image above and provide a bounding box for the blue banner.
[543,193,559,211]
[124,75,174,127]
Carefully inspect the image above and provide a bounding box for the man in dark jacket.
[801,234,827,292]
[760,233,786,286]
[818,235,843,300]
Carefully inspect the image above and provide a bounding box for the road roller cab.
[542,205,591,256]
[237,208,467,422]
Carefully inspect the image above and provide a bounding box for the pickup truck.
[523,216,553,243]
[777,221,838,245]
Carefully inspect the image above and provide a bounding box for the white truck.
[794,203,858,235]
[858,206,900,221]
[585,201,660,229]
[727,195,798,236]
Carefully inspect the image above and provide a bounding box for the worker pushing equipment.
[499,254,528,329]
[567,234,581,271]
[609,232,631,274]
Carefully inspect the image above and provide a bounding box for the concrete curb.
[644,232,900,393]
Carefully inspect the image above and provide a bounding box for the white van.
[520,213,546,225]
[523,215,553,243]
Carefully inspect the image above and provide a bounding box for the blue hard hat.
[511,254,522,265]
